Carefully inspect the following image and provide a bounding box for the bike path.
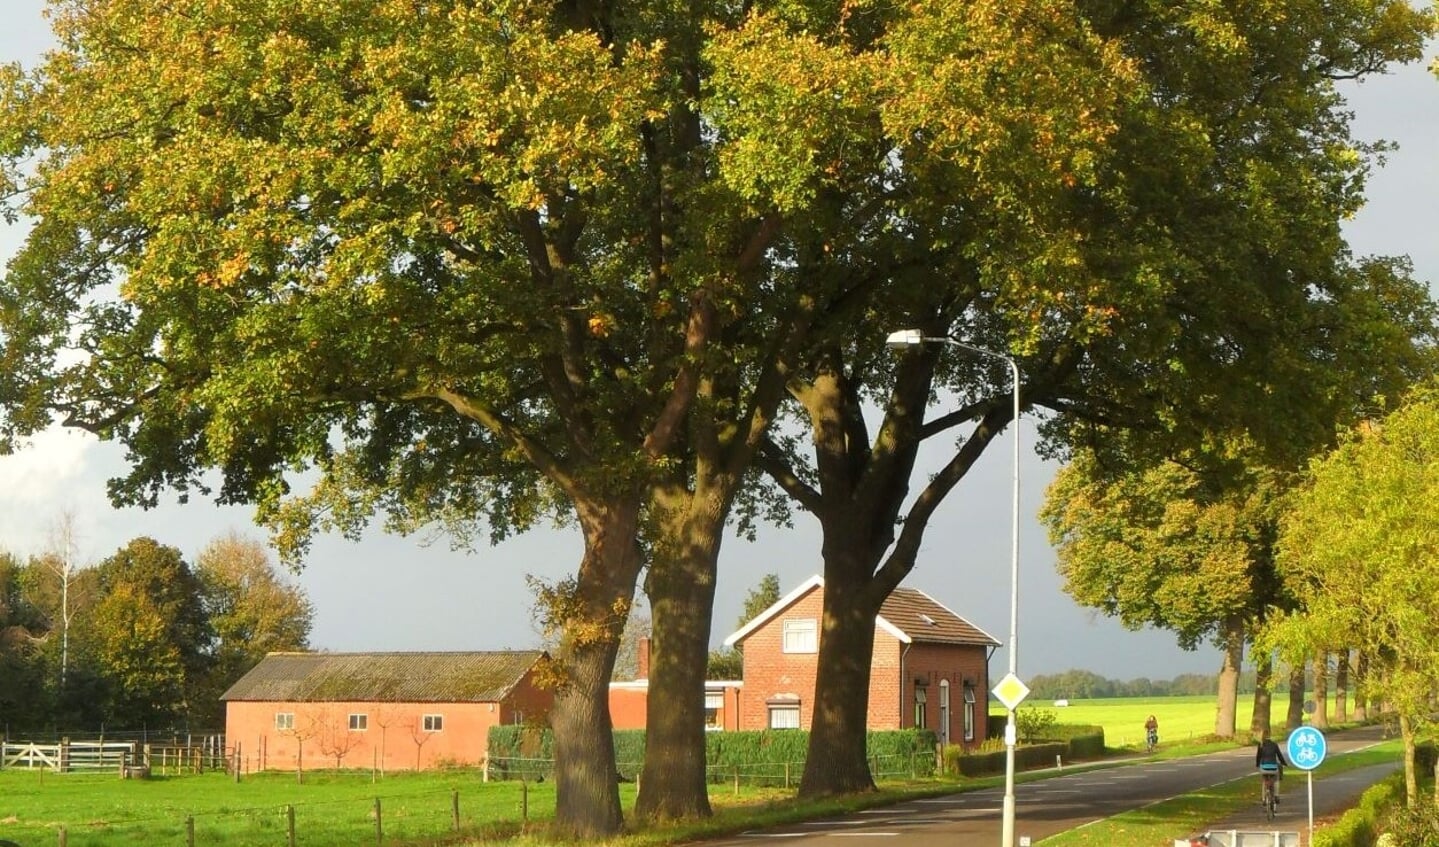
[1198,754,1399,846]
[694,725,1395,847]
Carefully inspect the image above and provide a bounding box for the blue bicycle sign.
[1287,726,1327,771]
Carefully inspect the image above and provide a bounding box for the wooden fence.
[0,736,229,775]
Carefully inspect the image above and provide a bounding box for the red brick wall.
[902,642,992,749]
[736,588,824,730]
[225,670,554,772]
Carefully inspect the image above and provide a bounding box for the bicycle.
[1260,770,1280,821]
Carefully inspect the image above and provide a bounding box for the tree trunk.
[1333,650,1349,723]
[1285,664,1305,731]
[1351,651,1368,722]
[1249,652,1273,740]
[635,484,723,822]
[550,501,645,839]
[798,561,884,797]
[1311,653,1329,729]
[1214,617,1244,738]
[1400,713,1417,806]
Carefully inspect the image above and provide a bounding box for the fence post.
[452,789,460,830]
[784,762,790,789]
[374,797,383,846]
[286,804,296,847]
[59,738,70,774]
[186,815,195,847]
[119,749,127,780]
[522,779,529,823]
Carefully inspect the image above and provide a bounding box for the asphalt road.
[699,725,1393,847]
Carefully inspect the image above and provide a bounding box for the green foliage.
[1380,799,1439,847]
[1312,771,1404,847]
[486,727,938,783]
[705,648,743,681]
[1268,389,1439,792]
[1015,708,1059,743]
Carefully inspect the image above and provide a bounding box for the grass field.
[1037,692,1348,751]
[0,767,562,846]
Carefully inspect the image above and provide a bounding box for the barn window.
[423,714,445,732]
[782,618,817,653]
[275,712,294,731]
[349,713,368,731]
[914,685,928,728]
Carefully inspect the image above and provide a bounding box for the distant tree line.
[1027,667,1325,700]
[0,529,312,734]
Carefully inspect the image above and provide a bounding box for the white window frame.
[963,686,977,742]
[349,713,368,731]
[768,703,801,729]
[704,691,724,730]
[423,713,444,732]
[782,618,818,654]
[275,712,294,731]
[914,685,928,729]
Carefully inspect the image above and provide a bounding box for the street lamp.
[885,328,1022,847]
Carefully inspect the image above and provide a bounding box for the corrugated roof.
[879,587,1000,647]
[220,650,546,703]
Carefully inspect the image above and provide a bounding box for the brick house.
[723,575,999,749]
[221,650,551,772]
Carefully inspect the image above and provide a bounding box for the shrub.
[1016,709,1058,743]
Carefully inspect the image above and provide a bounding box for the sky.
[1,3,1435,683]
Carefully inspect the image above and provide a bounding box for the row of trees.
[0,531,312,731]
[1042,390,1439,803]
[1,0,1434,836]
[1027,671,1221,700]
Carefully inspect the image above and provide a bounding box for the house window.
[275,712,294,731]
[914,685,928,729]
[782,618,817,653]
[349,713,368,731]
[423,714,444,732]
[767,700,801,729]
[963,686,977,742]
[704,691,724,731]
[939,680,951,746]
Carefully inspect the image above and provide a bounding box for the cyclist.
[1256,732,1288,804]
[1144,715,1159,752]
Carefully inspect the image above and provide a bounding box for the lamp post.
[885,329,1021,847]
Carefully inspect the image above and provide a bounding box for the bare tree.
[42,511,85,691]
[317,712,363,770]
[409,718,436,771]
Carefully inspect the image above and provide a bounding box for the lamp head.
[885,329,924,349]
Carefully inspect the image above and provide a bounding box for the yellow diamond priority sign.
[992,673,1030,711]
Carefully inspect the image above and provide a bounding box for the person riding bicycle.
[1144,715,1159,751]
[1256,733,1288,803]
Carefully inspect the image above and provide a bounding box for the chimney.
[637,636,651,680]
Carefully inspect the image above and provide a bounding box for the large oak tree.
[755,0,1435,795]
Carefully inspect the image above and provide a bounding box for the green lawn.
[0,768,557,847]
[1039,692,1351,751]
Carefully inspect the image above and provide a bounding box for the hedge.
[486,726,939,785]
[1311,740,1433,847]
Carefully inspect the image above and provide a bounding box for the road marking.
[739,832,809,838]
[829,833,900,837]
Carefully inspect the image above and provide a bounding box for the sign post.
[1286,726,1327,842]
